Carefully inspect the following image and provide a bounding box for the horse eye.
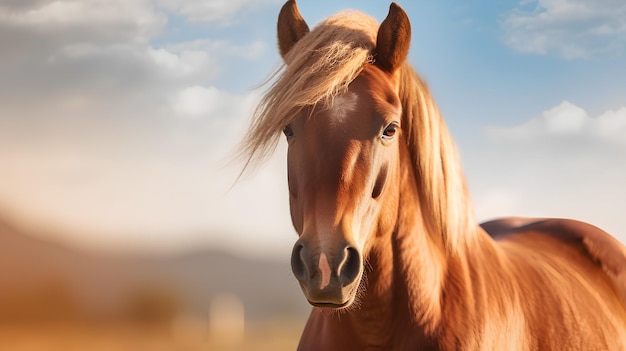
[382,124,398,139]
[283,125,295,140]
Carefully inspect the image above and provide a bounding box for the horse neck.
[352,139,503,346]
[320,106,517,348]
[387,140,449,330]
[387,141,512,345]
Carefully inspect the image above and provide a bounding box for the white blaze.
[329,92,359,126]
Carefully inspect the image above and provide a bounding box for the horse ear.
[375,3,411,73]
[277,0,310,59]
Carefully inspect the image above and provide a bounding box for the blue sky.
[0,0,624,257]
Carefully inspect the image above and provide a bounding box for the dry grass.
[0,320,304,351]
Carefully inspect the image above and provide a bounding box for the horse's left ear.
[375,3,411,73]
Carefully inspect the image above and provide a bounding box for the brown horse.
[241,1,626,349]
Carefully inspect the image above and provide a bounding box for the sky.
[0,0,624,258]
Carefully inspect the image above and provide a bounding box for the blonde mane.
[241,10,378,165]
[241,9,475,252]
[397,65,476,252]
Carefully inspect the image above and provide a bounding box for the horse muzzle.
[290,238,363,308]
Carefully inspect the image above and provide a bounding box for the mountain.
[0,217,309,324]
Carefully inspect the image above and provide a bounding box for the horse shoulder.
[481,217,626,303]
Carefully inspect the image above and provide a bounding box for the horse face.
[285,66,403,307]
[277,0,411,308]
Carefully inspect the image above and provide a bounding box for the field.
[0,223,309,350]
[0,321,303,351]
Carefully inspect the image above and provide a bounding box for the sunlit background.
[0,0,625,350]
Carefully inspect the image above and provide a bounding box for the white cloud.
[0,0,167,73]
[0,132,294,256]
[147,47,216,78]
[485,100,626,146]
[0,79,281,255]
[0,1,268,109]
[156,0,281,23]
[0,0,287,256]
[502,0,626,58]
[9,0,151,27]
[173,85,258,119]
[165,39,268,61]
[468,101,626,243]
[0,0,166,43]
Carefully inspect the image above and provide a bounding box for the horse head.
[278,1,411,308]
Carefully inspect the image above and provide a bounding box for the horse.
[240,1,626,349]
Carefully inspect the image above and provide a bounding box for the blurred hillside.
[0,216,309,350]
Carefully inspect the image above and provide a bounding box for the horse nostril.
[291,243,308,281]
[339,246,362,286]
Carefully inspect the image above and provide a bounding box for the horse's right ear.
[277,0,310,59]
